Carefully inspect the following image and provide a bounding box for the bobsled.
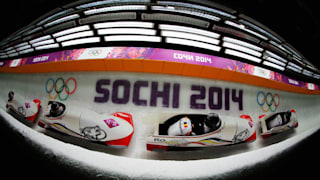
[38,101,134,148]
[259,109,298,139]
[146,113,256,151]
[6,91,41,123]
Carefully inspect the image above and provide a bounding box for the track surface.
[0,72,319,160]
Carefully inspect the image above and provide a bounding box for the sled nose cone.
[240,115,256,143]
[245,131,257,143]
[105,112,134,148]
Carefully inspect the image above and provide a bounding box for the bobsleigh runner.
[6,91,41,123]
[259,109,298,139]
[146,113,256,151]
[38,101,134,148]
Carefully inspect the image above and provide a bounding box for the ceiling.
[0,0,319,69]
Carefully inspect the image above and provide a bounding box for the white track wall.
[0,72,319,160]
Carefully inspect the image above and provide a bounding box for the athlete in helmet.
[8,91,14,101]
[167,116,193,136]
[44,101,64,117]
[192,113,221,135]
[167,113,221,136]
[267,110,291,129]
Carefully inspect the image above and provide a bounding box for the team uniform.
[267,111,290,128]
[167,113,221,136]
[167,117,192,136]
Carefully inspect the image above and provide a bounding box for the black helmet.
[205,113,221,130]
[51,102,59,111]
[8,91,14,101]
[286,110,292,117]
[284,110,292,123]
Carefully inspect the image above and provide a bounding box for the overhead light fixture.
[142,13,209,28]
[262,61,285,71]
[302,69,313,77]
[224,20,268,41]
[16,45,31,51]
[84,5,147,15]
[35,43,59,50]
[223,37,263,51]
[5,47,14,51]
[288,62,302,71]
[222,42,262,57]
[264,57,286,67]
[79,12,137,25]
[37,9,74,25]
[159,24,220,39]
[44,14,80,27]
[61,37,100,47]
[6,49,16,54]
[239,19,281,43]
[76,0,150,9]
[24,27,42,36]
[283,44,303,59]
[151,6,221,21]
[157,1,236,19]
[225,48,261,63]
[53,25,90,37]
[104,35,161,42]
[29,35,52,44]
[313,74,320,79]
[19,48,34,54]
[264,51,287,63]
[8,53,19,57]
[162,30,219,45]
[94,21,154,29]
[225,20,245,29]
[287,66,301,73]
[213,25,260,43]
[166,37,221,52]
[269,41,292,55]
[14,42,28,48]
[56,31,94,42]
[98,28,156,35]
[32,39,55,47]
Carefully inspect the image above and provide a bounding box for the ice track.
[0,71,319,178]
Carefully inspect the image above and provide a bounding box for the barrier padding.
[1,59,319,95]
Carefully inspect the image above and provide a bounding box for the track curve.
[0,71,319,161]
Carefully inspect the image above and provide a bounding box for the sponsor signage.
[94,79,243,111]
[0,47,318,90]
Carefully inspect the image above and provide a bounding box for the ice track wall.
[1,71,320,179]
[0,72,319,160]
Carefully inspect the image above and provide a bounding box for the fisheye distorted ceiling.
[0,0,319,70]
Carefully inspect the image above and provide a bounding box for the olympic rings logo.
[256,91,280,112]
[88,49,102,56]
[45,77,77,101]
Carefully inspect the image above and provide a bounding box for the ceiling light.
[104,35,161,42]
[159,24,220,39]
[222,42,262,57]
[162,30,219,45]
[61,37,100,47]
[263,61,285,71]
[56,31,94,42]
[53,25,90,37]
[94,21,154,29]
[225,48,261,63]
[84,5,147,15]
[166,37,221,52]
[98,28,156,35]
